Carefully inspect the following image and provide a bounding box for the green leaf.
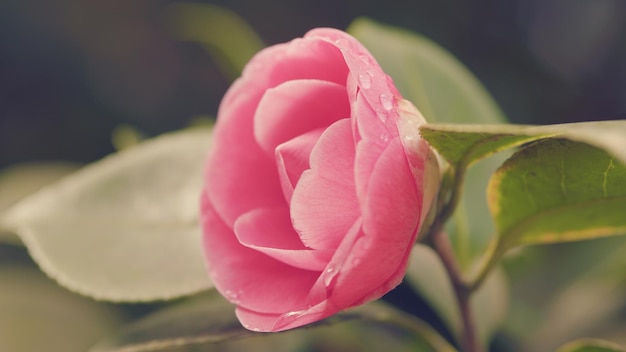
[489,139,626,247]
[420,121,626,167]
[419,120,626,270]
[556,339,625,352]
[0,263,125,352]
[167,2,265,80]
[348,18,505,124]
[0,162,80,244]
[90,292,250,352]
[406,245,508,346]
[92,293,455,352]
[0,128,213,301]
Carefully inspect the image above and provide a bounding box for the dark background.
[1,0,625,169]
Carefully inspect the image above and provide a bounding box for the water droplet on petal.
[358,54,371,65]
[224,289,242,304]
[283,309,306,318]
[358,73,372,89]
[323,265,339,287]
[375,107,388,123]
[379,93,394,111]
[335,39,348,47]
[351,258,362,266]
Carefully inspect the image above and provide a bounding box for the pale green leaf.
[406,245,508,346]
[556,339,625,352]
[0,162,80,244]
[167,2,265,80]
[92,293,454,352]
[349,18,505,125]
[0,128,213,301]
[0,264,125,352]
[489,139,626,246]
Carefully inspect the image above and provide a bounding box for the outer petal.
[309,138,422,312]
[201,192,319,314]
[276,219,365,331]
[307,28,401,130]
[362,137,422,246]
[205,80,283,227]
[254,80,349,154]
[235,301,328,332]
[353,93,390,202]
[241,36,348,90]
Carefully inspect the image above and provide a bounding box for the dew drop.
[323,266,339,287]
[351,258,362,266]
[358,73,372,89]
[225,289,242,304]
[335,39,348,47]
[379,93,394,111]
[375,107,388,123]
[358,54,371,65]
[283,309,306,318]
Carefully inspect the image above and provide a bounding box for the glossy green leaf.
[406,245,508,346]
[167,2,265,80]
[556,339,625,352]
[0,162,80,244]
[348,18,505,124]
[489,139,626,246]
[92,293,455,352]
[0,128,213,301]
[420,121,626,167]
[419,120,626,269]
[0,264,125,352]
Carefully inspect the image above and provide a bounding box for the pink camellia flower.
[200,28,440,332]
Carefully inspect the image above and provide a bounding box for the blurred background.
[1,0,625,169]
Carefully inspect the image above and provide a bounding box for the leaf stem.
[467,239,504,292]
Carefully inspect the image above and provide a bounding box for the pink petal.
[352,93,390,202]
[234,207,332,271]
[254,79,349,154]
[290,119,360,250]
[308,139,422,311]
[362,137,422,243]
[309,119,356,177]
[241,36,348,90]
[305,219,364,305]
[291,171,360,250]
[275,128,324,201]
[201,192,319,314]
[236,302,329,332]
[205,81,283,227]
[307,28,402,126]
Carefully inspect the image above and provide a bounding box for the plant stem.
[426,165,482,352]
[432,230,479,352]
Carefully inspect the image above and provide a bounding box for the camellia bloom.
[200,28,440,332]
